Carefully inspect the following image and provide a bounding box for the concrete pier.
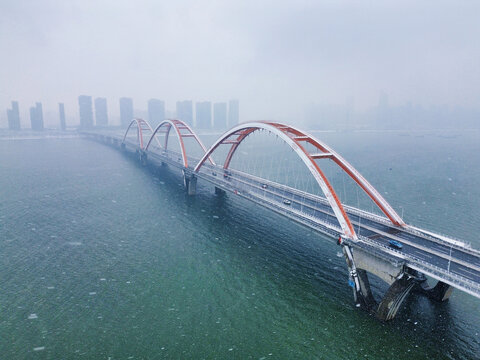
[376,275,416,321]
[343,243,419,320]
[420,280,453,302]
[183,172,197,195]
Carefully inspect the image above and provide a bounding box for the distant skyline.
[1,1,479,127]
[2,93,479,130]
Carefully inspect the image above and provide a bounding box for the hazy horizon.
[1,0,479,127]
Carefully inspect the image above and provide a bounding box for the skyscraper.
[95,97,108,126]
[176,100,193,127]
[195,101,211,129]
[213,102,227,130]
[228,99,239,127]
[148,99,165,128]
[78,95,94,128]
[119,97,134,127]
[30,102,44,131]
[7,101,21,130]
[59,103,66,131]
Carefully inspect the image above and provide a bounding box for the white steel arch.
[145,119,215,169]
[195,121,406,238]
[122,118,156,151]
[194,121,358,239]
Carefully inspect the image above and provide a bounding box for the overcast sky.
[1,0,479,124]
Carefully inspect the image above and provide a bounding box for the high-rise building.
[195,101,211,129]
[95,97,108,126]
[213,102,227,130]
[78,95,94,128]
[30,102,44,131]
[119,97,134,127]
[176,100,193,127]
[6,101,21,130]
[228,99,239,126]
[148,99,165,128]
[59,103,66,131]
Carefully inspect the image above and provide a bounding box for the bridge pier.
[419,280,453,302]
[139,151,148,166]
[183,171,197,195]
[342,243,420,321]
[376,275,416,321]
[342,245,377,311]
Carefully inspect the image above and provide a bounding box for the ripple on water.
[66,242,82,246]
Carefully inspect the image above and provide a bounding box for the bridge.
[82,118,480,321]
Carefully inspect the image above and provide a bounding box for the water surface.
[0,130,479,359]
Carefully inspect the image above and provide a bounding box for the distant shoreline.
[0,130,81,141]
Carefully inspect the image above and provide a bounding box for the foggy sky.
[1,0,479,125]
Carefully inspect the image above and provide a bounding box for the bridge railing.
[409,258,480,297]
[147,146,203,169]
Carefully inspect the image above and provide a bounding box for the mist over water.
[1,0,480,358]
[1,130,479,359]
[1,1,480,128]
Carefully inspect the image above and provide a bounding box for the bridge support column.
[342,243,422,320]
[183,172,197,195]
[376,275,416,321]
[419,280,453,302]
[342,245,377,311]
[139,151,148,166]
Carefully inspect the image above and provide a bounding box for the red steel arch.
[122,118,156,151]
[194,121,405,239]
[145,119,215,168]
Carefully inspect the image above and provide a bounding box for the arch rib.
[194,122,358,239]
[145,119,215,169]
[122,118,155,151]
[195,121,406,237]
[286,124,405,227]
